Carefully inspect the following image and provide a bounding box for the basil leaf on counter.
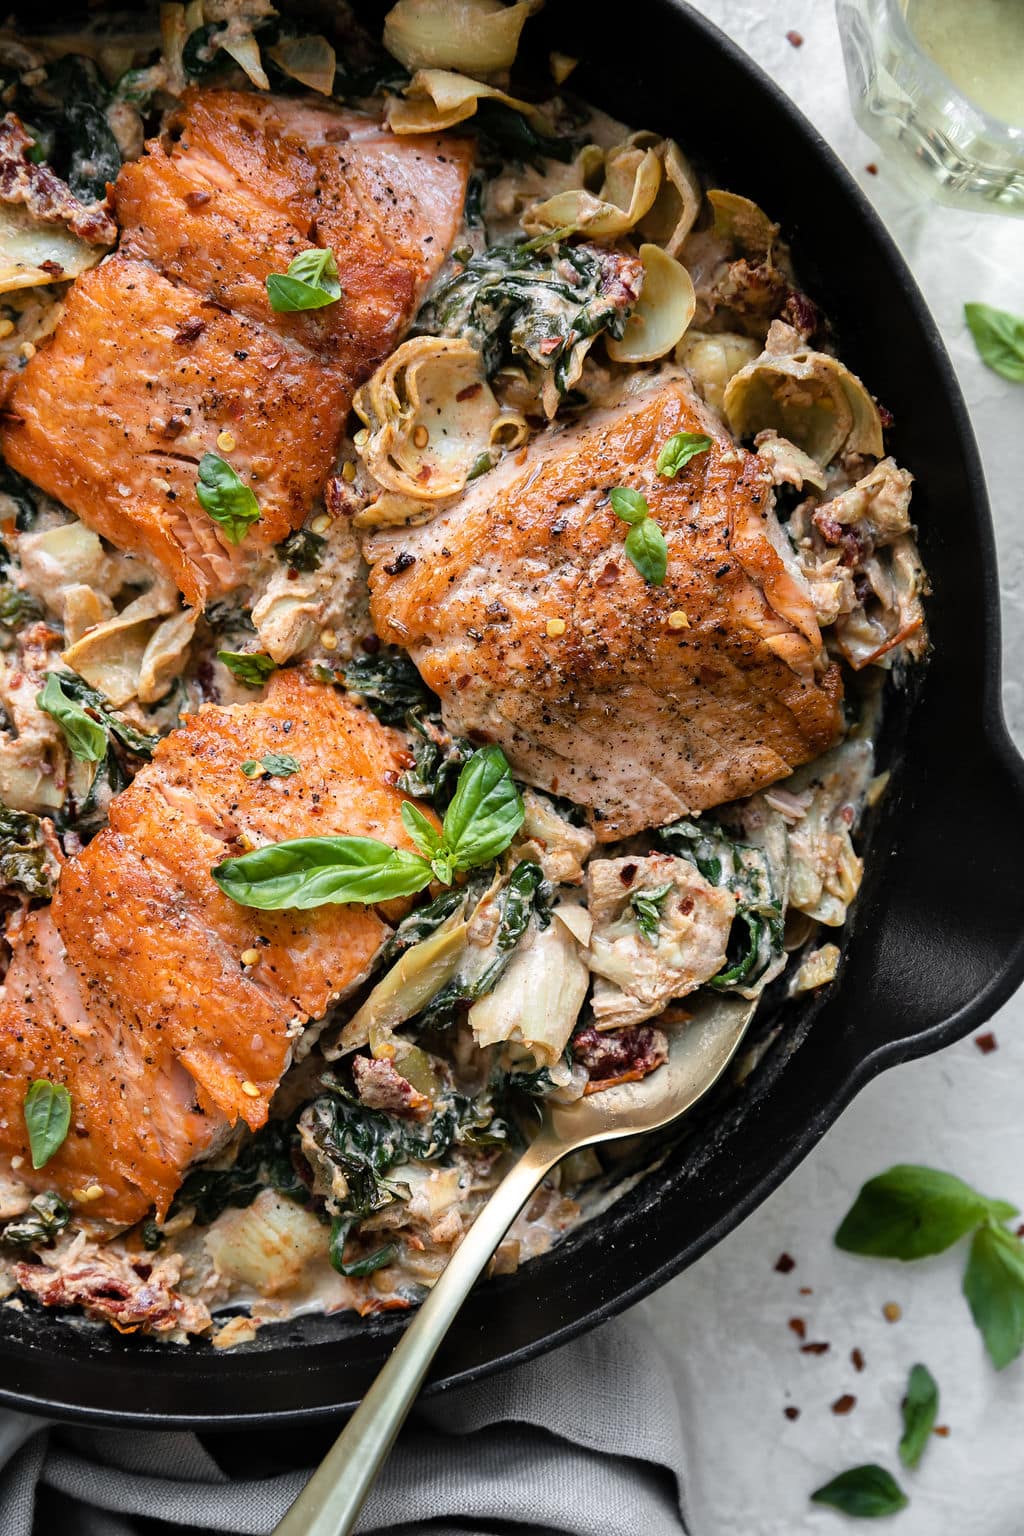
[218,651,278,688]
[630,882,673,946]
[964,303,1024,383]
[196,454,261,544]
[963,1221,1024,1370]
[810,1465,908,1519]
[212,836,432,910]
[625,518,668,586]
[266,248,341,313]
[656,431,712,478]
[609,486,649,525]
[23,1080,72,1170]
[37,672,108,762]
[438,744,524,874]
[899,1363,938,1468]
[834,1165,1017,1260]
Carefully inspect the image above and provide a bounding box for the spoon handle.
[273,1131,565,1536]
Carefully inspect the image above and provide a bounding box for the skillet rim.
[1,0,1022,1428]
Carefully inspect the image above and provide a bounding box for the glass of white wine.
[836,0,1024,214]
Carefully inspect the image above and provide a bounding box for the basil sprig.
[37,672,107,762]
[196,454,261,544]
[656,431,712,478]
[835,1164,1024,1369]
[810,1465,908,1519]
[266,249,341,313]
[899,1364,938,1469]
[964,302,1024,383]
[23,1080,72,1170]
[218,651,278,688]
[212,745,524,910]
[609,487,668,586]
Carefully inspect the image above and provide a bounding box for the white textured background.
[638,4,1024,1533]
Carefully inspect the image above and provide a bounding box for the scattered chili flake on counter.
[775,1253,796,1273]
[934,1425,950,1438]
[851,1348,866,1372]
[788,1317,807,1340]
[883,1302,902,1323]
[866,162,879,175]
[974,1032,998,1054]
[784,1406,801,1421]
[786,29,804,46]
[799,1286,813,1296]
[801,1341,830,1356]
[832,1394,857,1416]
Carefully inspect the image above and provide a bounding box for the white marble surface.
[639,3,1024,1532]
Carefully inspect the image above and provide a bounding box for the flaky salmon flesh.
[0,89,472,608]
[0,671,430,1226]
[368,375,843,839]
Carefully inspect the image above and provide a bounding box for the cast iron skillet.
[2,0,1023,1429]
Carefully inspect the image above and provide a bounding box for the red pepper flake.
[172,316,206,345]
[832,1394,857,1416]
[783,1406,801,1421]
[383,551,415,576]
[455,382,483,403]
[799,1286,813,1296]
[596,561,619,587]
[775,1253,796,1273]
[801,1341,830,1356]
[883,1302,902,1323]
[851,1347,865,1372]
[788,1317,807,1340]
[974,1032,998,1054]
[866,162,879,175]
[934,1425,950,1438]
[184,188,212,210]
[786,29,804,46]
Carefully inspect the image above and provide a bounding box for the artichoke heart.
[352,336,527,502]
[383,0,540,76]
[0,204,106,294]
[706,188,779,263]
[387,67,548,134]
[522,139,662,238]
[723,330,885,466]
[606,243,695,363]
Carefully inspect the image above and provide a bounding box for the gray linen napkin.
[0,1311,688,1535]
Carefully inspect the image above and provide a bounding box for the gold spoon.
[273,990,758,1536]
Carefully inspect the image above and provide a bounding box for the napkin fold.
[0,1311,688,1535]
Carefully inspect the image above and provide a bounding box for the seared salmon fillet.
[1,89,472,607]
[0,255,348,606]
[0,671,426,1225]
[368,375,843,839]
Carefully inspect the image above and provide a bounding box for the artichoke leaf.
[607,244,695,363]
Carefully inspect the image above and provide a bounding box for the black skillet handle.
[837,723,1024,1060]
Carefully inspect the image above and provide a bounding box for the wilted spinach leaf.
[0,801,59,898]
[172,1118,307,1226]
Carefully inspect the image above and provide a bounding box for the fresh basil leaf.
[630,881,673,946]
[834,1165,1017,1260]
[267,248,341,313]
[23,1080,72,1170]
[440,745,524,872]
[218,651,278,688]
[625,518,668,586]
[196,454,261,544]
[810,1465,908,1518]
[656,431,712,478]
[899,1363,938,1468]
[964,302,1024,383]
[212,835,432,910]
[260,753,300,777]
[963,1221,1024,1369]
[401,800,442,859]
[37,672,107,762]
[43,671,160,758]
[609,486,649,525]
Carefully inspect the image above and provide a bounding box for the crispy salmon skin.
[0,671,428,1226]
